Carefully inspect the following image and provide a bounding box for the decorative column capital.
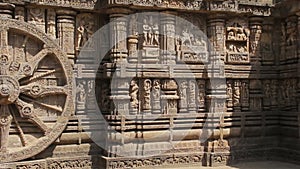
[0,3,14,19]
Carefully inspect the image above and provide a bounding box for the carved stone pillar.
[188,80,197,113]
[297,12,300,59]
[56,10,76,65]
[107,8,131,63]
[110,79,130,115]
[128,14,138,63]
[261,18,274,65]
[160,11,176,64]
[207,14,226,61]
[285,16,297,60]
[249,17,263,64]
[0,3,14,18]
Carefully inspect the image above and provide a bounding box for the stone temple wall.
[0,0,300,169]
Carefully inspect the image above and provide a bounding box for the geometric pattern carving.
[0,18,73,163]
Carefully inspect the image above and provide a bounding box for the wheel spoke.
[18,48,52,79]
[20,84,68,98]
[0,105,12,152]
[20,69,61,85]
[20,96,63,113]
[14,98,50,134]
[10,106,28,147]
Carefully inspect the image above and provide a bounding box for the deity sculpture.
[152,80,161,111]
[130,80,139,109]
[233,81,240,107]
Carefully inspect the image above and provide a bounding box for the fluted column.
[160,11,176,64]
[107,8,131,63]
[56,10,76,65]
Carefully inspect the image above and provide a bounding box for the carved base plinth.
[141,47,159,63]
[178,45,209,64]
[103,153,204,169]
[209,152,231,167]
[129,108,138,115]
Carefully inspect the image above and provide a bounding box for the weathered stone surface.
[0,0,300,169]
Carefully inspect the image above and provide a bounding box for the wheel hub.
[0,75,20,105]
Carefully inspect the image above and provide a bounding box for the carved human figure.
[77,19,87,49]
[143,18,151,46]
[236,28,246,40]
[227,30,235,40]
[143,79,152,110]
[28,8,44,25]
[182,26,193,45]
[15,7,25,21]
[241,81,249,99]
[179,81,188,110]
[226,81,233,108]
[152,22,160,46]
[263,81,271,107]
[197,81,206,110]
[189,80,196,105]
[130,80,139,109]
[76,15,94,49]
[47,11,56,38]
[101,83,110,111]
[151,80,161,110]
[233,81,240,106]
[286,27,296,46]
[76,81,86,108]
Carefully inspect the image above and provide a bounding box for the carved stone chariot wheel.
[0,18,73,162]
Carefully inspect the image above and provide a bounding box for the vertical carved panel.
[47,9,56,39]
[27,8,45,32]
[197,80,206,112]
[225,19,250,64]
[15,6,25,21]
[76,13,95,51]
[56,10,76,64]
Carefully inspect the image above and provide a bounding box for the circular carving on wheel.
[0,75,20,105]
[0,18,73,162]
